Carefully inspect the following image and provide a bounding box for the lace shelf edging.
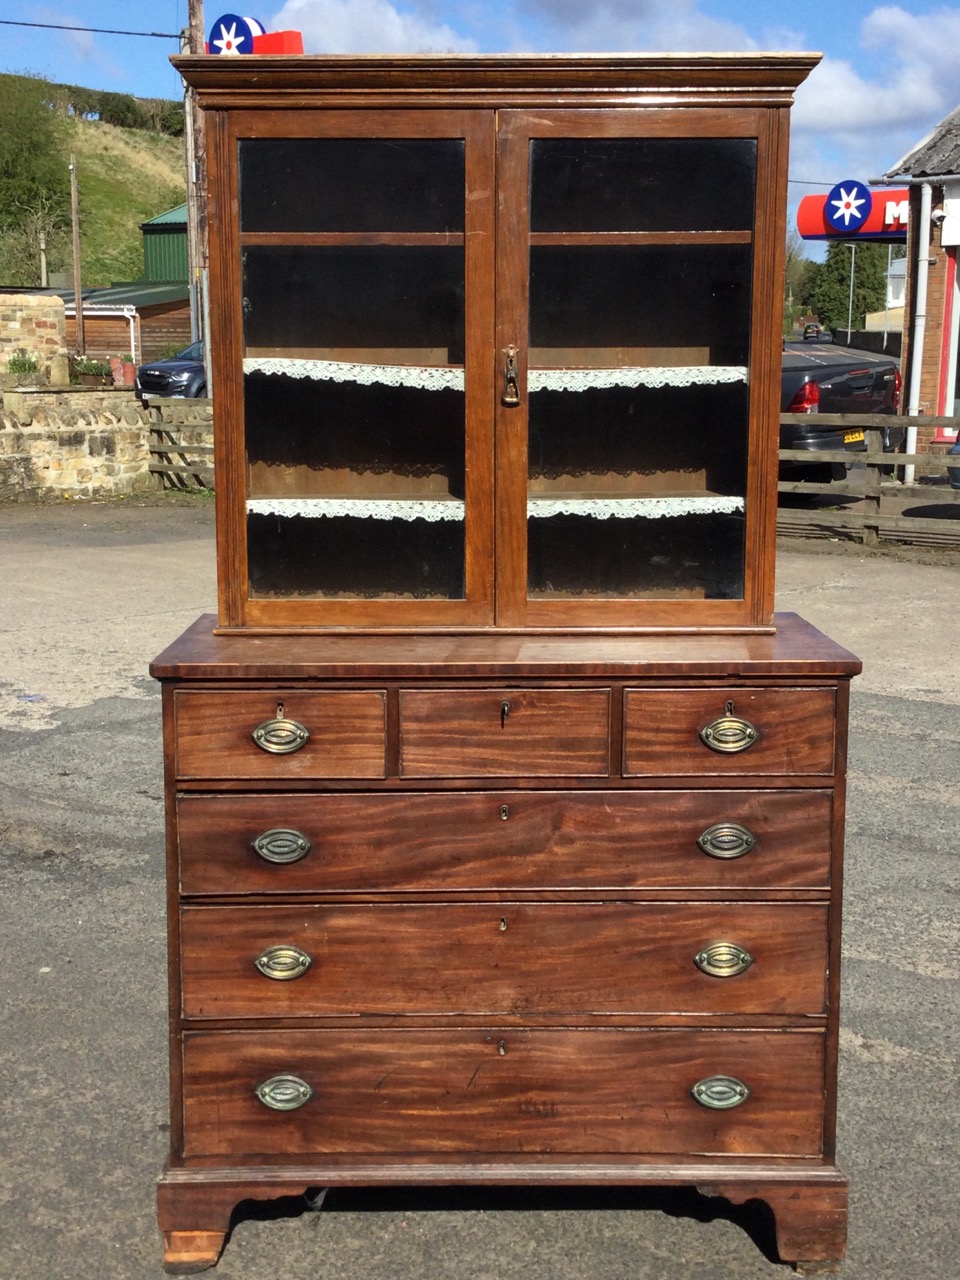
[243,357,748,391]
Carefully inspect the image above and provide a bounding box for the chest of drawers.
[152,613,859,1273]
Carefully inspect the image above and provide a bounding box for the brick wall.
[0,294,70,385]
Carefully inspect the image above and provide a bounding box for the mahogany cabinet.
[152,54,861,1276]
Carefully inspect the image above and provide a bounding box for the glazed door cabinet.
[217,110,496,628]
[494,110,780,629]
[200,68,796,632]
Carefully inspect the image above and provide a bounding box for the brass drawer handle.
[694,941,754,978]
[252,703,310,755]
[255,1074,313,1112]
[699,700,759,754]
[252,828,312,865]
[691,1075,751,1110]
[254,944,313,981]
[697,822,756,859]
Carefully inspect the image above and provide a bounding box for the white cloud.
[793,8,960,170]
[515,0,762,51]
[268,0,477,53]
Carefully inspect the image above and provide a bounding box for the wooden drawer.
[181,1027,826,1158]
[177,789,833,895]
[399,689,610,777]
[172,689,387,780]
[623,687,837,776]
[180,902,828,1018]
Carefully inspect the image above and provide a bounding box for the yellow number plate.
[843,430,865,443]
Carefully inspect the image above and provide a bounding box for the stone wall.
[0,389,214,501]
[0,294,70,386]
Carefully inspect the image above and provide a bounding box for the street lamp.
[846,242,856,341]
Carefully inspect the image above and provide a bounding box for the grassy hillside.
[67,116,186,285]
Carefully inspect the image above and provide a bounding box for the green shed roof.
[141,203,187,229]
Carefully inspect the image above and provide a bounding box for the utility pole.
[69,154,84,354]
[183,0,210,388]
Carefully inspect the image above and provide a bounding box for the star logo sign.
[207,14,265,56]
[825,180,873,234]
[212,21,242,54]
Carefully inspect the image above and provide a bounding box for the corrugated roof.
[7,282,190,310]
[885,104,960,178]
[140,203,188,229]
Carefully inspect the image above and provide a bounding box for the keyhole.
[500,804,510,821]
[500,700,510,727]
[498,1040,507,1056]
[499,917,508,932]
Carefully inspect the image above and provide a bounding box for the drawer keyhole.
[500,699,510,727]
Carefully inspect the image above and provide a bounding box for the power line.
[0,19,180,39]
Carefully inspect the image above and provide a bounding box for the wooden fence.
[148,399,214,490]
[778,413,960,547]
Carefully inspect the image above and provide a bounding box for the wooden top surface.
[172,51,820,103]
[150,613,861,681]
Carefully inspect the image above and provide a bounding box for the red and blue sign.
[206,13,304,55]
[797,182,909,241]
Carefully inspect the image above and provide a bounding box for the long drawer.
[181,1027,826,1158]
[172,689,387,780]
[623,687,837,776]
[177,790,834,895]
[180,902,828,1018]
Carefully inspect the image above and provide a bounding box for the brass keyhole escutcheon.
[500,804,510,821]
[501,344,521,406]
[500,699,511,727]
[499,917,508,932]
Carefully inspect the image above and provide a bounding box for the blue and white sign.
[824,180,873,234]
[207,14,265,55]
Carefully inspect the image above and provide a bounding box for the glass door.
[225,112,495,628]
[496,112,767,628]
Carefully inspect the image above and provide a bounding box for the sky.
[3,1,960,206]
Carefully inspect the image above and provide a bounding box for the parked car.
[780,342,904,478]
[947,438,960,489]
[136,341,206,398]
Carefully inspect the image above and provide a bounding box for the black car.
[136,341,206,398]
[780,342,904,478]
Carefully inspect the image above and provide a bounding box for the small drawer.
[399,689,610,777]
[623,687,836,777]
[176,789,834,895]
[179,902,828,1019]
[172,689,386,780]
[181,1026,826,1158]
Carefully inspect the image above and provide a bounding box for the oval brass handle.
[252,828,312,865]
[694,941,754,978]
[255,1074,313,1111]
[691,1075,751,1110]
[699,700,759,754]
[254,944,313,980]
[697,822,756,859]
[252,716,310,755]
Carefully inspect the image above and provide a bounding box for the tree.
[810,240,889,333]
[0,75,69,236]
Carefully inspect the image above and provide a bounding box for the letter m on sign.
[884,200,909,227]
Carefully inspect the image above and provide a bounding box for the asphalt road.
[0,495,957,1280]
